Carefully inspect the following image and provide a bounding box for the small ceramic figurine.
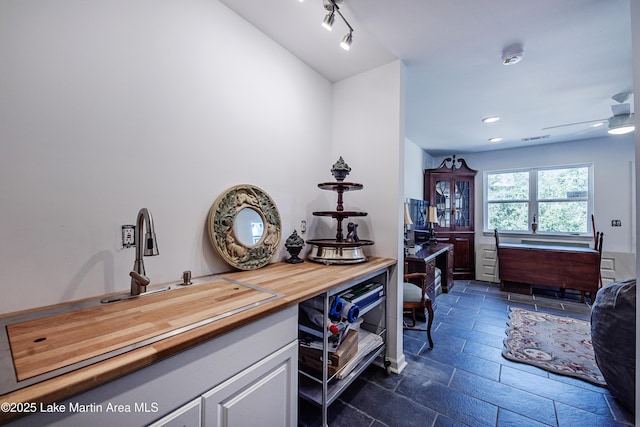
[346,222,360,242]
[284,230,304,263]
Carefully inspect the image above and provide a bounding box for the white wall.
[327,60,404,261]
[329,60,405,372]
[0,0,334,313]
[404,138,432,200]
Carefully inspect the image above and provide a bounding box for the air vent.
[521,135,551,142]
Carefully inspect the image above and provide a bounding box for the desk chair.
[403,270,434,349]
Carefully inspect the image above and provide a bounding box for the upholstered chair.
[403,271,434,349]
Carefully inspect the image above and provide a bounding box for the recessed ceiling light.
[502,43,524,65]
[482,116,500,123]
[591,122,605,128]
[488,137,503,143]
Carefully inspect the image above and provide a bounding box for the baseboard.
[386,353,407,374]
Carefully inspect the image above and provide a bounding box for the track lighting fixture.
[340,31,353,51]
[321,0,354,51]
[321,9,335,31]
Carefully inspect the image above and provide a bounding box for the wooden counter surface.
[0,257,396,422]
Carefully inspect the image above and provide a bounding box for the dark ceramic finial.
[346,222,360,242]
[331,156,351,182]
[284,230,304,264]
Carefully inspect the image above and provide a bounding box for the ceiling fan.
[543,91,635,135]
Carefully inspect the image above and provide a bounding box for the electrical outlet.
[300,220,307,234]
[611,219,622,227]
[122,225,135,248]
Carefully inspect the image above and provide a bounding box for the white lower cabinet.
[201,341,297,427]
[149,340,297,427]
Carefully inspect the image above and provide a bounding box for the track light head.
[321,10,335,31]
[340,31,353,51]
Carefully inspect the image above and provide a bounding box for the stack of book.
[299,329,359,376]
[335,329,383,379]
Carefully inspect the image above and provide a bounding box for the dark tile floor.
[298,280,635,427]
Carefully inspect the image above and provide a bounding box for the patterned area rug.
[503,308,606,386]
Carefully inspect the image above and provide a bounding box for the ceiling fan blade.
[611,103,631,116]
[575,124,606,135]
[542,118,607,130]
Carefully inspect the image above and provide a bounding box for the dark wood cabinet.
[439,232,474,279]
[424,156,477,280]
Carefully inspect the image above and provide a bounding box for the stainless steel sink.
[100,285,173,303]
[0,275,283,395]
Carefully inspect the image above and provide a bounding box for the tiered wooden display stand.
[307,158,374,264]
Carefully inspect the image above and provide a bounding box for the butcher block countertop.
[0,257,396,422]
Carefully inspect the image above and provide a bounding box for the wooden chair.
[595,231,604,289]
[403,270,434,349]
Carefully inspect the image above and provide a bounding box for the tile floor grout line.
[336,397,386,427]
[348,376,444,427]
[447,367,457,387]
[552,400,560,427]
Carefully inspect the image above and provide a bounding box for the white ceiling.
[219,0,634,154]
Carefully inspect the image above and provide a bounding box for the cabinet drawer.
[426,281,436,303]
[425,260,436,283]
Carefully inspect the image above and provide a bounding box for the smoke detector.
[502,44,524,65]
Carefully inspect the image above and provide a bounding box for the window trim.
[483,163,594,237]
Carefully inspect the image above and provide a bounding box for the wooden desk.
[405,243,455,305]
[496,242,600,302]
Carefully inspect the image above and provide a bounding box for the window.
[485,164,592,234]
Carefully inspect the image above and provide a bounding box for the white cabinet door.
[202,341,297,427]
[148,398,201,427]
